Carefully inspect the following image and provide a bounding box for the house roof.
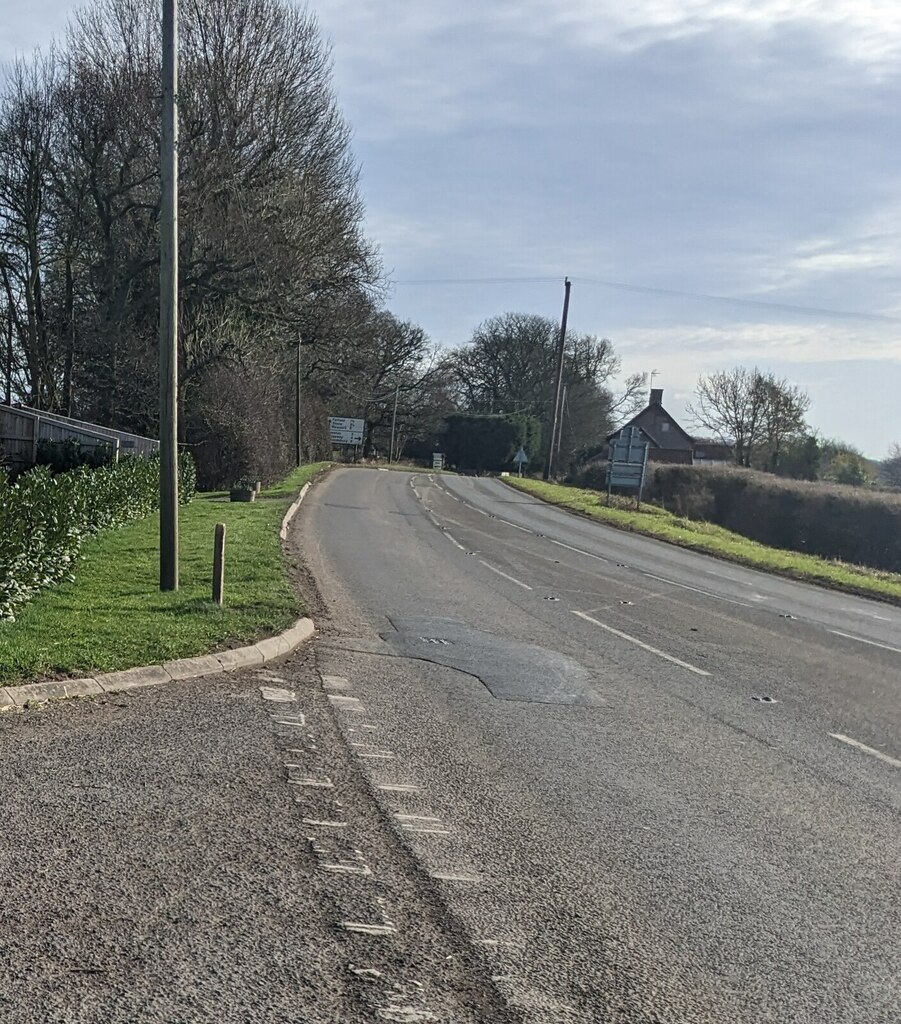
[606,403,696,448]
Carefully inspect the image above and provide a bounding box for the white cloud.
[612,320,901,369]
[517,1,901,69]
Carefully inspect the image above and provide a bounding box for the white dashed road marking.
[828,630,901,656]
[259,687,296,702]
[572,610,711,677]
[641,572,751,608]
[828,733,901,768]
[340,922,398,936]
[478,561,533,590]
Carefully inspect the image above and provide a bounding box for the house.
[605,389,733,465]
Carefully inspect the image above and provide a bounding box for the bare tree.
[0,0,407,486]
[442,312,643,457]
[759,375,810,472]
[689,367,808,469]
[0,55,60,409]
[879,443,901,490]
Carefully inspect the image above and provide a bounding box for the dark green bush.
[0,450,196,621]
[35,438,116,473]
[443,413,541,473]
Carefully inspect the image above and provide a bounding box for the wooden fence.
[0,403,158,471]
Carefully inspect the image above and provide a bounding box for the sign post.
[606,427,649,507]
[513,447,529,478]
[328,416,365,448]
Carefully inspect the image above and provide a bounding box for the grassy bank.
[506,477,901,605]
[0,463,329,684]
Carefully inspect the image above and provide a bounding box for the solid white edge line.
[828,733,901,769]
[829,630,901,655]
[478,561,533,590]
[445,531,466,551]
[571,610,710,676]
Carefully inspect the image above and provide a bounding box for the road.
[301,467,901,1024]
[0,645,515,1024]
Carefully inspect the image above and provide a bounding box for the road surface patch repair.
[381,617,599,705]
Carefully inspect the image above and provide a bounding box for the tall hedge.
[646,465,901,573]
[0,452,196,621]
[443,413,541,473]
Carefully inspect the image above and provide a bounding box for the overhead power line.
[392,274,901,325]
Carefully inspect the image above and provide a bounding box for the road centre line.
[571,610,711,676]
[497,518,532,532]
[478,561,533,590]
[828,733,901,769]
[829,630,901,655]
[548,538,608,562]
[641,572,751,608]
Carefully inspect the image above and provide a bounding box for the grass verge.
[0,463,330,685]
[506,477,901,605]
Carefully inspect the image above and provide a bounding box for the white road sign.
[328,416,365,446]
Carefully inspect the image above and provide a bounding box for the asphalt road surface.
[301,467,901,1024]
[1,646,515,1024]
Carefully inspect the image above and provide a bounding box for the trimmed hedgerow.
[568,461,901,574]
[0,452,196,621]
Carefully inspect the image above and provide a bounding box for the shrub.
[0,450,196,621]
[35,438,117,473]
[443,413,541,473]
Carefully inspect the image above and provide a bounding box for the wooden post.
[212,523,226,605]
[543,277,571,480]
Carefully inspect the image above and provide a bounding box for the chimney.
[649,388,663,406]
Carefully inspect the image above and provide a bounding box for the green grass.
[0,463,330,685]
[507,477,901,605]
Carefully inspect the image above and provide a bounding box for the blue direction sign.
[513,446,529,477]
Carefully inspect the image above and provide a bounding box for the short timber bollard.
[212,523,226,605]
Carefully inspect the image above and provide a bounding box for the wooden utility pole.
[389,383,399,462]
[556,384,567,457]
[543,278,571,480]
[295,334,303,466]
[159,0,179,590]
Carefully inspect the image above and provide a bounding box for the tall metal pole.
[295,334,303,466]
[159,0,179,591]
[389,383,399,462]
[543,277,571,480]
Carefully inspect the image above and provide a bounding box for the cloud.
[612,320,901,369]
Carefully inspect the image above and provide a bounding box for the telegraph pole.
[389,382,400,462]
[295,334,303,466]
[159,0,179,590]
[543,277,571,480]
[556,384,567,458]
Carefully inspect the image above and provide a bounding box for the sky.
[5,1,901,455]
